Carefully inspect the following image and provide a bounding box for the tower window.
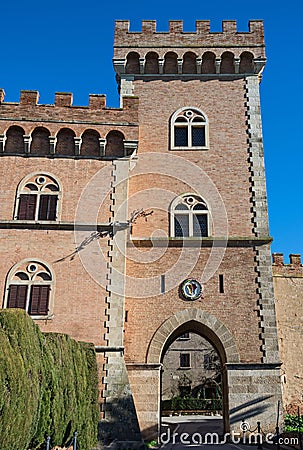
[15,174,61,221]
[171,194,210,238]
[171,108,208,150]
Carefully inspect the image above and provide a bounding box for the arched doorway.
[160,327,225,442]
[146,309,241,439]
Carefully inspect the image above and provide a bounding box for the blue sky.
[0,0,302,260]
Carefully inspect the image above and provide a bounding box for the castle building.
[0,19,300,445]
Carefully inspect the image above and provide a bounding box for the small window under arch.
[240,52,254,74]
[81,129,101,157]
[4,126,25,154]
[202,52,216,74]
[170,194,210,238]
[30,127,51,155]
[126,52,140,74]
[3,260,54,317]
[164,52,178,74]
[183,52,197,74]
[15,173,61,221]
[171,108,208,150]
[145,52,159,74]
[56,128,76,156]
[220,52,235,74]
[105,130,125,158]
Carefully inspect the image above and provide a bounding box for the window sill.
[128,236,273,247]
[32,314,54,320]
[170,147,209,151]
[0,220,111,231]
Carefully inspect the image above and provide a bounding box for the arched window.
[164,52,178,74]
[126,52,140,74]
[3,260,54,317]
[183,52,197,74]
[30,127,50,155]
[56,128,76,156]
[105,130,125,158]
[5,126,25,154]
[239,52,254,74]
[170,194,209,237]
[202,52,216,74]
[15,173,61,221]
[145,52,159,74]
[81,129,100,157]
[171,107,208,150]
[220,52,235,74]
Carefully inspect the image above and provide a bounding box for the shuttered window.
[17,194,57,220]
[7,285,28,309]
[29,285,50,315]
[17,194,37,220]
[180,353,190,368]
[38,195,58,220]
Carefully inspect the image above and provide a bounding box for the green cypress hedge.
[0,309,99,450]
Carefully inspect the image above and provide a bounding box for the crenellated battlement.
[272,253,303,277]
[0,89,139,159]
[0,89,138,112]
[114,20,266,77]
[114,19,265,41]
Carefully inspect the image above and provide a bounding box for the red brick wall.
[125,247,261,363]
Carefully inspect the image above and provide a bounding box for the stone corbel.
[234,58,240,74]
[139,57,145,75]
[49,136,57,155]
[196,57,202,74]
[254,58,266,74]
[123,140,138,157]
[113,58,126,75]
[158,58,165,75]
[215,58,221,74]
[99,138,106,157]
[74,137,82,156]
[177,58,183,74]
[0,134,6,153]
[23,135,31,154]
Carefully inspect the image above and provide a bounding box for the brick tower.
[112,20,282,440]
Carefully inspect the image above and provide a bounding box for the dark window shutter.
[17,194,37,220]
[180,353,190,368]
[38,195,58,220]
[29,285,50,315]
[7,284,27,309]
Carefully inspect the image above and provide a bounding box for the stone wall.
[273,253,303,414]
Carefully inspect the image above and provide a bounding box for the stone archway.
[146,308,240,365]
[146,309,240,435]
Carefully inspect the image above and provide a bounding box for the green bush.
[0,309,45,450]
[284,414,303,432]
[162,396,222,411]
[0,309,99,450]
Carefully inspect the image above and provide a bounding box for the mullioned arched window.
[170,194,210,237]
[170,107,209,150]
[14,173,61,221]
[3,259,54,318]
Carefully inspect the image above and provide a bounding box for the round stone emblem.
[180,279,203,300]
